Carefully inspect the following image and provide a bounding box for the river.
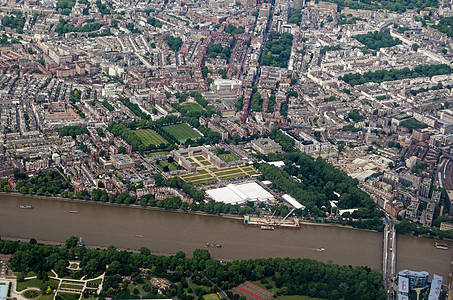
[0,194,452,279]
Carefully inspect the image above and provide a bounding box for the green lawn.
[198,169,207,174]
[218,173,247,180]
[155,160,182,172]
[55,293,79,300]
[69,264,78,269]
[200,160,212,166]
[181,103,204,113]
[38,294,55,300]
[203,293,221,300]
[213,169,245,176]
[86,278,102,285]
[135,129,168,146]
[60,284,84,290]
[163,123,201,142]
[17,278,44,292]
[218,153,238,163]
[195,156,207,161]
[188,177,217,185]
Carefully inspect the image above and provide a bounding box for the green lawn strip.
[190,178,217,185]
[60,284,84,290]
[17,278,45,291]
[246,170,258,175]
[218,174,248,180]
[187,158,194,162]
[86,278,102,285]
[183,174,214,181]
[148,151,169,157]
[241,167,254,171]
[209,167,218,172]
[197,169,207,174]
[214,169,246,176]
[195,155,207,161]
[200,161,211,166]
[212,166,242,173]
[135,129,168,146]
[218,153,238,162]
[55,293,79,300]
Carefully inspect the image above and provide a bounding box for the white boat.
[260,225,275,230]
[316,248,325,252]
[435,243,449,250]
[69,211,79,213]
[20,205,34,209]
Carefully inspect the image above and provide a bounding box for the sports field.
[231,281,274,300]
[135,129,168,146]
[163,123,201,142]
[181,102,204,112]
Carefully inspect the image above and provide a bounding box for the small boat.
[316,248,325,252]
[69,211,79,213]
[20,205,34,209]
[435,243,449,250]
[260,225,275,230]
[206,243,222,248]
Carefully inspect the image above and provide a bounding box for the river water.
[0,194,452,279]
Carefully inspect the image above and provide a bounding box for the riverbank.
[0,191,244,221]
[0,192,360,229]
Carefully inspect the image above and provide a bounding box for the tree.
[66,236,79,248]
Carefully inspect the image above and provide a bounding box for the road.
[383,218,397,299]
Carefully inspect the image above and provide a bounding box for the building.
[398,275,409,297]
[398,270,429,289]
[428,274,443,300]
[440,222,453,231]
[0,284,6,300]
[206,181,274,205]
[111,154,135,169]
[251,138,282,154]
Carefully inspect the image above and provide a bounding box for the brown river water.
[0,194,451,279]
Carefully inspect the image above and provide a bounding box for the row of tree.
[340,64,453,86]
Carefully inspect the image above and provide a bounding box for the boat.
[206,243,223,248]
[69,211,79,213]
[316,248,325,252]
[260,225,275,230]
[435,243,449,250]
[20,205,34,209]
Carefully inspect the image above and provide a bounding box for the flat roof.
[206,182,274,205]
[0,284,7,300]
[282,194,304,209]
[398,276,409,294]
[428,274,443,300]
